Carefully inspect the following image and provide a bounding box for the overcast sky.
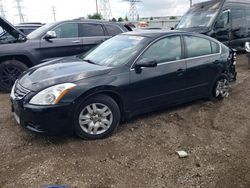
[1,0,205,24]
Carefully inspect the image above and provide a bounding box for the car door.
[230,6,248,49]
[184,35,221,98]
[129,35,187,112]
[39,22,83,60]
[79,23,109,53]
[214,9,231,46]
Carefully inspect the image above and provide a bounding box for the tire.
[212,74,230,101]
[0,60,28,92]
[74,94,121,140]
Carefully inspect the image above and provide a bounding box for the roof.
[122,30,187,38]
[121,29,220,43]
[15,23,44,27]
[60,19,124,26]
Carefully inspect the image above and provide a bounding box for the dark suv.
[15,22,44,35]
[0,17,131,92]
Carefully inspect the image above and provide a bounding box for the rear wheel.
[74,94,121,140]
[212,75,230,101]
[0,60,28,92]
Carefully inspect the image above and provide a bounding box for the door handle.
[177,69,185,76]
[213,60,220,64]
[72,40,81,43]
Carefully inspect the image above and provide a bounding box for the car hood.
[0,17,26,39]
[18,57,112,92]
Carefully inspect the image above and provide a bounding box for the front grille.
[14,82,30,99]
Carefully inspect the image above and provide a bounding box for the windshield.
[82,35,147,67]
[177,1,222,29]
[27,22,55,39]
[177,10,218,29]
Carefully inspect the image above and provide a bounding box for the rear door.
[39,22,83,60]
[184,35,221,98]
[79,23,108,53]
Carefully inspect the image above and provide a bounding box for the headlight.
[29,83,76,105]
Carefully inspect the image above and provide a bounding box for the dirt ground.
[0,55,250,188]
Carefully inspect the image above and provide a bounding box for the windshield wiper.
[83,59,97,65]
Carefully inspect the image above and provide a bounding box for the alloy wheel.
[215,78,230,98]
[78,103,113,135]
[0,65,22,87]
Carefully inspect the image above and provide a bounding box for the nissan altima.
[10,30,237,139]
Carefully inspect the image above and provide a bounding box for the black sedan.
[10,30,237,139]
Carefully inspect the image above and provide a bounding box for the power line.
[123,0,142,21]
[99,0,112,20]
[14,0,25,23]
[51,6,56,22]
[0,0,6,18]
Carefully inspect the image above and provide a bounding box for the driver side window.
[140,36,182,64]
[215,10,230,29]
[52,23,79,38]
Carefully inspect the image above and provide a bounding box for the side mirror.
[245,42,250,52]
[44,31,57,40]
[135,58,157,73]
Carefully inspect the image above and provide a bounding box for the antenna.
[123,0,142,21]
[51,6,56,22]
[99,0,112,20]
[0,0,6,18]
[14,0,25,23]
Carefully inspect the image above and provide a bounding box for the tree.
[118,17,124,22]
[150,16,153,20]
[169,16,177,20]
[87,13,102,20]
[111,18,117,22]
[125,15,128,21]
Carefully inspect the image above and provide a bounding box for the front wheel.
[0,60,28,92]
[74,94,121,140]
[212,75,230,101]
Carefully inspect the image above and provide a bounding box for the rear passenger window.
[80,24,105,37]
[106,25,122,36]
[211,41,220,54]
[185,36,212,58]
[140,36,182,64]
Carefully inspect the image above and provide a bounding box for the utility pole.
[14,0,25,23]
[51,6,56,22]
[96,0,98,14]
[0,0,6,18]
[123,0,142,21]
[99,0,112,20]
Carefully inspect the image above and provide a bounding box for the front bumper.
[11,98,74,135]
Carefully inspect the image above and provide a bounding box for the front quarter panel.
[59,67,130,110]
